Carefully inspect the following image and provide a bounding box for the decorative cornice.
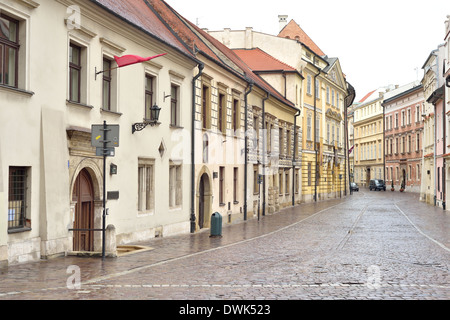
[15,0,40,9]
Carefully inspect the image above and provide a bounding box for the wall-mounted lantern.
[132,104,161,134]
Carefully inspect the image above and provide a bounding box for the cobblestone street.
[0,190,448,302]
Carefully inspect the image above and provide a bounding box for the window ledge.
[66,100,94,110]
[8,227,32,234]
[170,124,184,129]
[0,84,34,97]
[101,108,122,116]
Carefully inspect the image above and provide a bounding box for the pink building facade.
[383,83,424,193]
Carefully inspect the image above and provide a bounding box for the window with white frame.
[307,75,312,95]
[169,162,182,208]
[138,159,154,212]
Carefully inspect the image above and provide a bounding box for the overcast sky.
[166,0,449,101]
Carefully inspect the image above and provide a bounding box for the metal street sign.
[96,147,115,157]
[91,124,120,148]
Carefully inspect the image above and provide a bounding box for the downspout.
[262,91,269,217]
[190,63,204,233]
[434,52,439,206]
[293,109,301,205]
[244,80,254,221]
[313,63,321,202]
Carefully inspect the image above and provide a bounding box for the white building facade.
[0,0,198,265]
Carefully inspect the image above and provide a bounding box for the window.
[202,85,211,129]
[233,167,238,203]
[69,43,81,102]
[219,166,225,204]
[8,167,30,231]
[295,169,300,194]
[145,75,154,120]
[307,75,312,95]
[395,113,399,128]
[285,170,290,195]
[307,115,312,141]
[279,171,283,195]
[102,58,112,110]
[138,160,154,212]
[332,124,335,145]
[315,117,319,143]
[253,115,259,149]
[415,105,420,122]
[407,109,411,125]
[233,98,240,132]
[332,89,335,106]
[253,165,259,194]
[315,79,320,99]
[0,14,19,87]
[218,92,227,134]
[327,123,330,143]
[287,129,291,156]
[170,84,179,126]
[326,86,330,104]
[416,133,420,151]
[279,127,283,155]
[169,163,182,208]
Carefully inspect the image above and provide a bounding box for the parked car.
[350,182,359,192]
[369,179,386,191]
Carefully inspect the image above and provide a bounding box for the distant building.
[209,17,350,202]
[352,88,387,187]
[383,82,424,193]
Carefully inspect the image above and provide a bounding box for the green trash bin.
[210,212,222,238]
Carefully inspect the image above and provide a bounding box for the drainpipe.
[262,91,269,217]
[190,63,204,233]
[313,62,321,202]
[293,109,301,205]
[244,80,254,221]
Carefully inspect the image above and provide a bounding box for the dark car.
[369,179,386,191]
[350,182,359,192]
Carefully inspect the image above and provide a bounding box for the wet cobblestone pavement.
[0,190,448,301]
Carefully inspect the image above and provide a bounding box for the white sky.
[166,0,449,101]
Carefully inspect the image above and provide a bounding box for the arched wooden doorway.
[72,169,94,251]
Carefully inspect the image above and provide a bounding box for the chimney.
[279,15,288,32]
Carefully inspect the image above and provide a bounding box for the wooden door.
[199,175,205,229]
[72,169,94,251]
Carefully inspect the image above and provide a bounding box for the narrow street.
[0,190,448,301]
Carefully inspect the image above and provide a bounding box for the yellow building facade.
[352,89,386,186]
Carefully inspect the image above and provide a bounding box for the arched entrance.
[72,169,94,251]
[198,172,212,230]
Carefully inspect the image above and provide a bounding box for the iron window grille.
[8,167,30,231]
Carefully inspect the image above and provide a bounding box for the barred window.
[8,167,30,231]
